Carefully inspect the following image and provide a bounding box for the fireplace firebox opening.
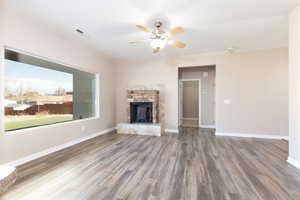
[130,102,153,123]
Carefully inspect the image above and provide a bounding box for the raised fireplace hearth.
[117,90,161,136]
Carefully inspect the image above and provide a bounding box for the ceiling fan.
[129,21,186,53]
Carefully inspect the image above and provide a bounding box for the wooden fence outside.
[5,102,73,115]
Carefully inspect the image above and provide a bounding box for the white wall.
[0,3,116,164]
[289,6,300,167]
[115,48,288,136]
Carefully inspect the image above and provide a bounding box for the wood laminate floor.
[1,128,300,200]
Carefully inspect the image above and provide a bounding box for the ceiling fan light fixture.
[130,21,186,53]
[150,38,167,49]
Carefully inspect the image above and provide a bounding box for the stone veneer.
[117,123,161,136]
[127,90,159,123]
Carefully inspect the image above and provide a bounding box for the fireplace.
[130,102,153,123]
[117,90,161,136]
[127,90,159,124]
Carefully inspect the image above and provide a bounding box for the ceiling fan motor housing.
[155,21,163,28]
[152,21,166,39]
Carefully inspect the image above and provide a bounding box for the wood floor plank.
[1,128,300,200]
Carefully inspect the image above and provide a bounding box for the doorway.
[178,66,216,128]
[179,79,201,127]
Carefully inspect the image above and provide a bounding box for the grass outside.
[5,115,73,131]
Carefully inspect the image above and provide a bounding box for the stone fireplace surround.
[127,90,159,123]
[117,90,162,136]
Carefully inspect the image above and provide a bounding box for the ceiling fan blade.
[153,47,160,53]
[135,25,150,33]
[168,40,186,48]
[167,27,184,37]
[128,40,147,44]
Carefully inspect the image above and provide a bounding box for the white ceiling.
[5,0,300,61]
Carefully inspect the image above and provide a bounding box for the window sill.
[4,116,100,136]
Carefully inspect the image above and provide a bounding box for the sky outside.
[5,59,73,95]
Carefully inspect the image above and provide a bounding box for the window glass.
[4,49,97,131]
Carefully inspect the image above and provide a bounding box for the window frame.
[1,46,100,135]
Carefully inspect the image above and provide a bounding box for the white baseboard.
[215,132,289,140]
[165,129,179,133]
[287,157,300,170]
[182,118,198,121]
[199,125,216,129]
[6,127,116,167]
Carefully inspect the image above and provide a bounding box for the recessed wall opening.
[130,102,153,123]
[178,66,216,128]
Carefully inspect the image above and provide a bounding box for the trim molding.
[215,132,289,140]
[287,157,300,170]
[5,127,116,167]
[165,129,179,133]
[182,118,198,121]
[200,125,216,129]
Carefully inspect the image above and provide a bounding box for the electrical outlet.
[81,126,85,131]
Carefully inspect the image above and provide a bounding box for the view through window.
[4,49,97,131]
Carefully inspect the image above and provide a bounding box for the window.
[4,49,97,131]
